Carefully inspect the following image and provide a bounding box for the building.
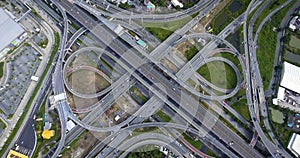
[137,39,147,48]
[288,133,300,157]
[287,114,300,130]
[0,8,25,52]
[114,114,120,121]
[146,2,155,12]
[280,62,300,94]
[7,150,28,158]
[272,87,286,105]
[273,62,300,112]
[171,0,183,8]
[42,130,55,139]
[289,16,300,31]
[113,24,124,35]
[44,121,52,130]
[66,120,76,132]
[53,93,67,102]
[30,76,39,82]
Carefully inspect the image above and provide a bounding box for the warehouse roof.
[280,62,300,94]
[0,8,24,52]
[288,133,300,157]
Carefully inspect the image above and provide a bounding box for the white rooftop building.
[273,87,286,105]
[31,76,39,82]
[54,93,67,102]
[44,122,52,130]
[0,8,25,52]
[289,16,300,31]
[66,120,76,132]
[277,87,285,101]
[288,133,300,157]
[114,114,120,121]
[280,62,300,94]
[171,0,183,8]
[113,24,124,35]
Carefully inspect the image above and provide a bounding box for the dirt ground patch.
[161,58,178,73]
[62,132,106,158]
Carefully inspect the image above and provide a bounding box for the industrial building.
[273,62,300,112]
[289,16,300,31]
[288,133,300,157]
[0,8,25,53]
[280,62,300,94]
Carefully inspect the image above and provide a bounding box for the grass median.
[0,62,4,78]
[230,98,251,121]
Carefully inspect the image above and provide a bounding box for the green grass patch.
[197,61,237,89]
[61,131,86,155]
[129,86,148,103]
[225,26,245,54]
[211,0,251,34]
[100,59,113,71]
[119,3,131,9]
[257,0,297,90]
[289,35,300,49]
[32,100,60,157]
[184,45,198,60]
[0,119,6,130]
[156,110,171,122]
[271,121,292,147]
[206,149,218,157]
[182,132,201,149]
[213,52,243,79]
[269,107,284,124]
[126,148,163,158]
[268,104,295,147]
[230,98,251,121]
[37,38,49,49]
[142,15,194,41]
[283,31,300,56]
[133,126,159,133]
[0,62,4,78]
[0,32,59,156]
[145,27,173,41]
[252,0,288,33]
[149,0,167,7]
[141,15,192,32]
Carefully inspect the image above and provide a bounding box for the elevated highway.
[76,0,218,22]
[243,0,292,157]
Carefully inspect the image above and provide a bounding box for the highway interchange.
[5,0,298,157]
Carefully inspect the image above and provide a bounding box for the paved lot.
[0,44,41,118]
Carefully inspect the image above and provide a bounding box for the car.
[253,117,256,122]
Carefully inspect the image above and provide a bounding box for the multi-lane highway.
[52,1,265,157]
[76,0,218,22]
[243,0,293,157]
[22,0,297,157]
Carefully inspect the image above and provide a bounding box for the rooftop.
[288,133,300,157]
[7,150,28,158]
[0,8,24,52]
[280,62,300,94]
[66,120,76,131]
[42,130,55,140]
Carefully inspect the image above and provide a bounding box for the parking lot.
[0,44,41,118]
